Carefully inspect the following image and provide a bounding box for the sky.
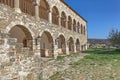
[65,0,120,39]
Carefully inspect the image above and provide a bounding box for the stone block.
[0,39,4,45]
[8,52,14,57]
[7,38,17,45]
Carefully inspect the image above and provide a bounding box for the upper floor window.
[52,6,59,25]
[39,0,49,21]
[0,0,14,8]
[20,0,35,16]
[68,16,72,30]
[73,19,76,32]
[61,11,66,28]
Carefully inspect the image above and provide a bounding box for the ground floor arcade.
[3,24,87,58]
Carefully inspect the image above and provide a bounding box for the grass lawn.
[50,48,120,80]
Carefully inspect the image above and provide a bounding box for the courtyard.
[49,48,120,80]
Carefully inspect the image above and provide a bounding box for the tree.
[108,29,120,47]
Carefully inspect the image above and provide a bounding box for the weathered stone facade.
[0,0,87,79]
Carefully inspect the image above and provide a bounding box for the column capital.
[48,8,52,12]
[33,0,40,6]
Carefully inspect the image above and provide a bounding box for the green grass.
[82,48,114,53]
[50,48,120,80]
[72,48,120,67]
[56,56,65,61]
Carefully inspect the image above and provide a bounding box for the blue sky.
[65,0,120,39]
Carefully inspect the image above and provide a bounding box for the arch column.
[85,44,88,50]
[66,41,69,55]
[71,23,74,32]
[49,9,52,23]
[66,17,68,29]
[79,44,81,51]
[35,36,41,56]
[53,40,58,59]
[34,0,40,20]
[32,37,37,51]
[58,15,61,27]
[14,0,21,13]
[74,42,77,53]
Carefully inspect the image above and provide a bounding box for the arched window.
[77,22,80,33]
[81,24,83,34]
[20,0,35,16]
[68,16,72,30]
[39,0,49,21]
[0,0,14,8]
[73,19,76,32]
[52,6,59,25]
[61,11,66,28]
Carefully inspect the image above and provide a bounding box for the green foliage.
[56,56,64,61]
[115,48,120,52]
[108,29,120,47]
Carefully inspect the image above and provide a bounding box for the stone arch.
[73,19,76,32]
[68,37,74,53]
[9,25,33,50]
[76,38,80,51]
[40,31,54,57]
[52,6,59,25]
[6,21,35,38]
[57,34,66,54]
[61,11,66,28]
[39,0,50,21]
[68,16,72,30]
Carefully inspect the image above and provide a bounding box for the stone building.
[0,0,88,79]
[0,0,87,58]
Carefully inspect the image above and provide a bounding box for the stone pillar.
[32,37,36,51]
[54,44,58,59]
[66,42,69,55]
[79,44,81,51]
[48,9,52,23]
[66,18,68,29]
[71,23,74,32]
[85,44,88,50]
[74,43,77,53]
[14,0,21,13]
[34,39,41,57]
[58,15,61,27]
[36,44,41,56]
[34,0,40,20]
